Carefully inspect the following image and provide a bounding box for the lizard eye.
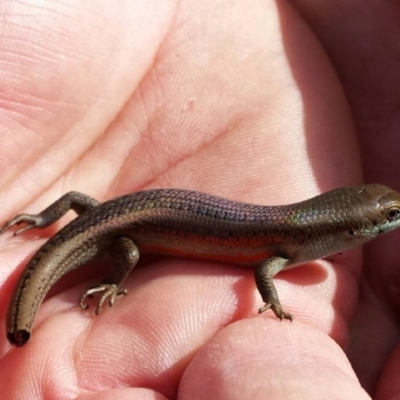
[386,207,400,221]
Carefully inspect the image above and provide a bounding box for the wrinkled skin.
[0,1,399,399]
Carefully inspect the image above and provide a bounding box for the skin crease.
[0,0,399,399]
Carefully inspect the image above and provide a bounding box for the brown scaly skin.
[2,183,400,346]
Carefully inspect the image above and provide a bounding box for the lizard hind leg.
[79,236,140,314]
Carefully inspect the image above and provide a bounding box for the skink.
[2,183,400,347]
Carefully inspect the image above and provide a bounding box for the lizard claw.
[79,284,128,315]
[259,302,293,322]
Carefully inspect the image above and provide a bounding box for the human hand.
[0,1,399,399]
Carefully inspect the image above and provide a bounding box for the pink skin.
[0,1,399,399]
